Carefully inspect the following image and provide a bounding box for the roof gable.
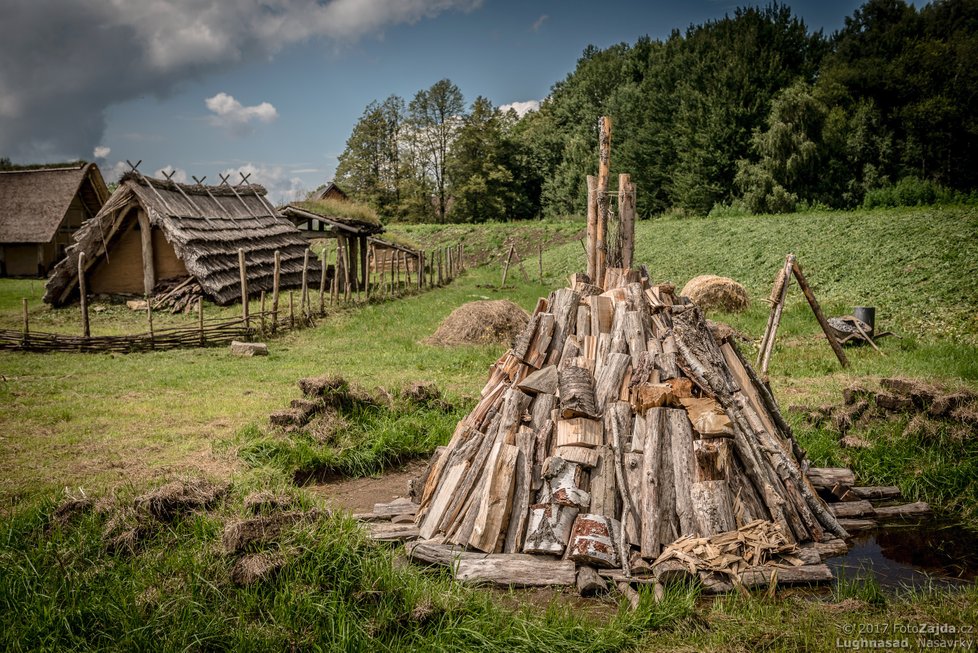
[0,163,108,243]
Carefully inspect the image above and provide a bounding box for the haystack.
[410,267,846,591]
[425,300,529,347]
[680,275,750,313]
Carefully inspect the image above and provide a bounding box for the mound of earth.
[681,275,750,313]
[424,300,529,347]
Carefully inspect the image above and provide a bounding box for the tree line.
[335,0,978,222]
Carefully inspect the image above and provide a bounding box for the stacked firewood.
[413,267,848,588]
[152,277,203,313]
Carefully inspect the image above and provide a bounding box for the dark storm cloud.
[0,0,481,161]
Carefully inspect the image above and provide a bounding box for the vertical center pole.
[78,251,90,338]
[586,175,597,281]
[271,250,281,333]
[596,115,612,288]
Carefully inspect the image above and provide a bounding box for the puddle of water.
[825,520,978,591]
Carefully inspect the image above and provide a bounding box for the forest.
[334,0,978,222]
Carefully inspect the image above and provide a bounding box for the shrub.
[862,177,958,208]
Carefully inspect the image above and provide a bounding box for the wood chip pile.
[408,267,850,591]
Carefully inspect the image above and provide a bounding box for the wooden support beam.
[238,248,249,329]
[271,250,281,332]
[596,116,612,288]
[78,251,90,338]
[136,209,155,295]
[790,257,849,368]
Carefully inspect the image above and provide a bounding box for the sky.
[0,0,880,203]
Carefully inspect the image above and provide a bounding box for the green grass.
[292,197,381,226]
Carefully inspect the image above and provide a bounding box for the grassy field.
[2,205,977,651]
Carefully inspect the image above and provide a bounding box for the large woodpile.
[410,267,849,590]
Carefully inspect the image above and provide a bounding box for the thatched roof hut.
[0,163,109,277]
[315,181,348,202]
[44,173,317,306]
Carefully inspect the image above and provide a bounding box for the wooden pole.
[417,251,423,290]
[366,245,373,301]
[596,116,612,288]
[21,298,28,347]
[238,248,249,330]
[259,291,266,335]
[78,251,90,338]
[271,250,281,333]
[758,255,794,374]
[586,175,597,281]
[501,243,515,287]
[618,173,635,269]
[341,237,351,303]
[319,247,328,316]
[146,294,154,349]
[791,258,849,368]
[301,248,310,316]
[198,296,204,346]
[538,242,544,284]
[331,242,339,306]
[289,291,295,329]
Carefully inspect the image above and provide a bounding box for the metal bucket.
[853,306,876,335]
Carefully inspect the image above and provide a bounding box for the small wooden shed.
[0,163,109,277]
[280,200,383,291]
[316,182,348,202]
[369,236,421,274]
[44,173,316,306]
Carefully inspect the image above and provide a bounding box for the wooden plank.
[874,501,931,520]
[670,408,698,537]
[622,452,644,546]
[503,427,536,553]
[367,522,419,542]
[828,500,875,518]
[454,556,576,587]
[851,486,901,501]
[594,352,631,412]
[589,445,617,518]
[555,445,600,468]
[806,468,856,489]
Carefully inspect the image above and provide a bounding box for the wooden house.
[315,182,348,201]
[0,163,109,277]
[44,172,316,306]
[280,200,383,291]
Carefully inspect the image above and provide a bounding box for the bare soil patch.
[308,459,428,513]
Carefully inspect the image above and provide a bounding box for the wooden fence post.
[238,248,249,331]
[78,251,90,338]
[417,251,423,290]
[791,258,849,368]
[501,243,515,287]
[618,173,635,269]
[259,291,267,335]
[301,248,310,317]
[538,242,544,284]
[146,294,154,350]
[21,298,29,348]
[319,247,328,316]
[198,297,204,346]
[271,250,281,333]
[366,245,373,301]
[289,291,295,329]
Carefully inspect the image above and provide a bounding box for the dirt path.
[306,459,427,513]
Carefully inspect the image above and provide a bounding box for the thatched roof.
[44,173,318,306]
[0,163,108,243]
[282,199,383,236]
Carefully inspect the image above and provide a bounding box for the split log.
[525,314,556,368]
[577,565,608,596]
[828,500,875,518]
[556,417,604,448]
[588,445,618,518]
[498,387,532,444]
[631,383,675,413]
[405,541,480,566]
[503,427,536,553]
[594,352,631,412]
[623,452,645,547]
[512,313,540,363]
[623,311,647,367]
[874,502,931,520]
[523,503,579,555]
[668,409,698,537]
[543,456,590,507]
[518,365,558,395]
[555,446,600,468]
[559,365,598,418]
[850,486,901,501]
[806,468,856,490]
[690,480,736,536]
[589,295,613,336]
[455,556,576,587]
[469,441,520,552]
[546,288,581,366]
[809,539,850,560]
[680,397,733,437]
[837,518,876,532]
[568,514,621,568]
[577,305,591,338]
[700,563,834,593]
[368,523,420,541]
[372,498,418,517]
[640,409,676,557]
[653,560,696,585]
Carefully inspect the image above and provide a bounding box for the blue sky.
[1,0,877,202]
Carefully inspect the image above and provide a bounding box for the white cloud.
[499,100,540,117]
[93,145,111,158]
[154,165,189,183]
[532,14,548,32]
[0,0,483,160]
[205,92,278,133]
[221,163,306,204]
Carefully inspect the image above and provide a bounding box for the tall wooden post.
[271,250,281,333]
[300,248,310,317]
[501,243,515,287]
[78,251,90,338]
[586,175,597,280]
[289,291,295,329]
[198,297,204,346]
[137,210,155,296]
[359,236,368,295]
[331,242,339,305]
[146,294,154,349]
[21,298,29,347]
[259,291,267,335]
[417,251,423,290]
[238,248,249,330]
[538,242,544,284]
[366,245,373,301]
[319,247,328,315]
[596,116,612,287]
[618,173,635,269]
